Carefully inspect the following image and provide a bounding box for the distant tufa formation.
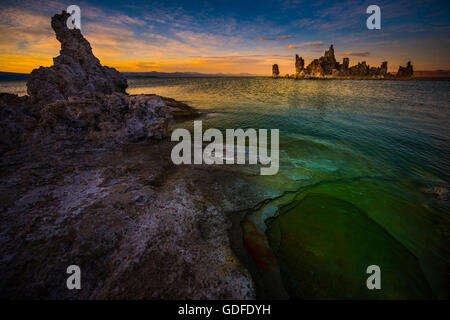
[397,61,414,78]
[272,64,280,78]
[272,45,413,79]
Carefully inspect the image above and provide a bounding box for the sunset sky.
[0,0,449,75]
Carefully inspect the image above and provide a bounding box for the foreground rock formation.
[0,12,200,156]
[28,12,127,106]
[274,45,414,79]
[0,11,256,299]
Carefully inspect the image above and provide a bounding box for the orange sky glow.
[1,2,449,75]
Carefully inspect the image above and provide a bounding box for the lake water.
[3,77,450,298]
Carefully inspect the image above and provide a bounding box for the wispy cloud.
[303,41,323,47]
[258,35,294,41]
[0,7,58,54]
[0,0,449,74]
[281,0,304,10]
[343,51,370,57]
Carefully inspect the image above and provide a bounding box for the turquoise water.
[127,77,450,298]
[128,77,450,183]
[3,77,450,298]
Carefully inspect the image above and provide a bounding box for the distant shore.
[269,75,450,81]
[1,70,449,82]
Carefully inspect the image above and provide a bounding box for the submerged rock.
[266,193,434,299]
[27,11,127,105]
[429,186,449,201]
[160,96,202,119]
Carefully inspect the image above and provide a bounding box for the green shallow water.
[3,77,450,298]
[266,193,433,299]
[134,77,450,298]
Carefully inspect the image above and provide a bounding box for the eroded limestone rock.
[349,61,369,76]
[0,11,251,300]
[397,61,414,78]
[0,143,258,299]
[0,93,38,155]
[1,11,200,154]
[27,11,127,105]
[273,45,411,79]
[35,93,171,147]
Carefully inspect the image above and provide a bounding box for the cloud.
[1,0,448,74]
[143,7,197,28]
[343,51,370,57]
[281,0,304,10]
[293,18,316,28]
[115,14,146,26]
[268,42,323,51]
[284,44,301,50]
[303,41,323,47]
[184,53,292,63]
[258,35,294,41]
[0,8,58,56]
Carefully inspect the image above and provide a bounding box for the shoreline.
[269,76,450,81]
[0,138,272,299]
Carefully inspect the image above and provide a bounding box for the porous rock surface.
[0,143,262,299]
[36,93,171,147]
[27,11,127,105]
[0,10,201,155]
[0,93,37,155]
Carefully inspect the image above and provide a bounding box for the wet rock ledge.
[0,11,255,299]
